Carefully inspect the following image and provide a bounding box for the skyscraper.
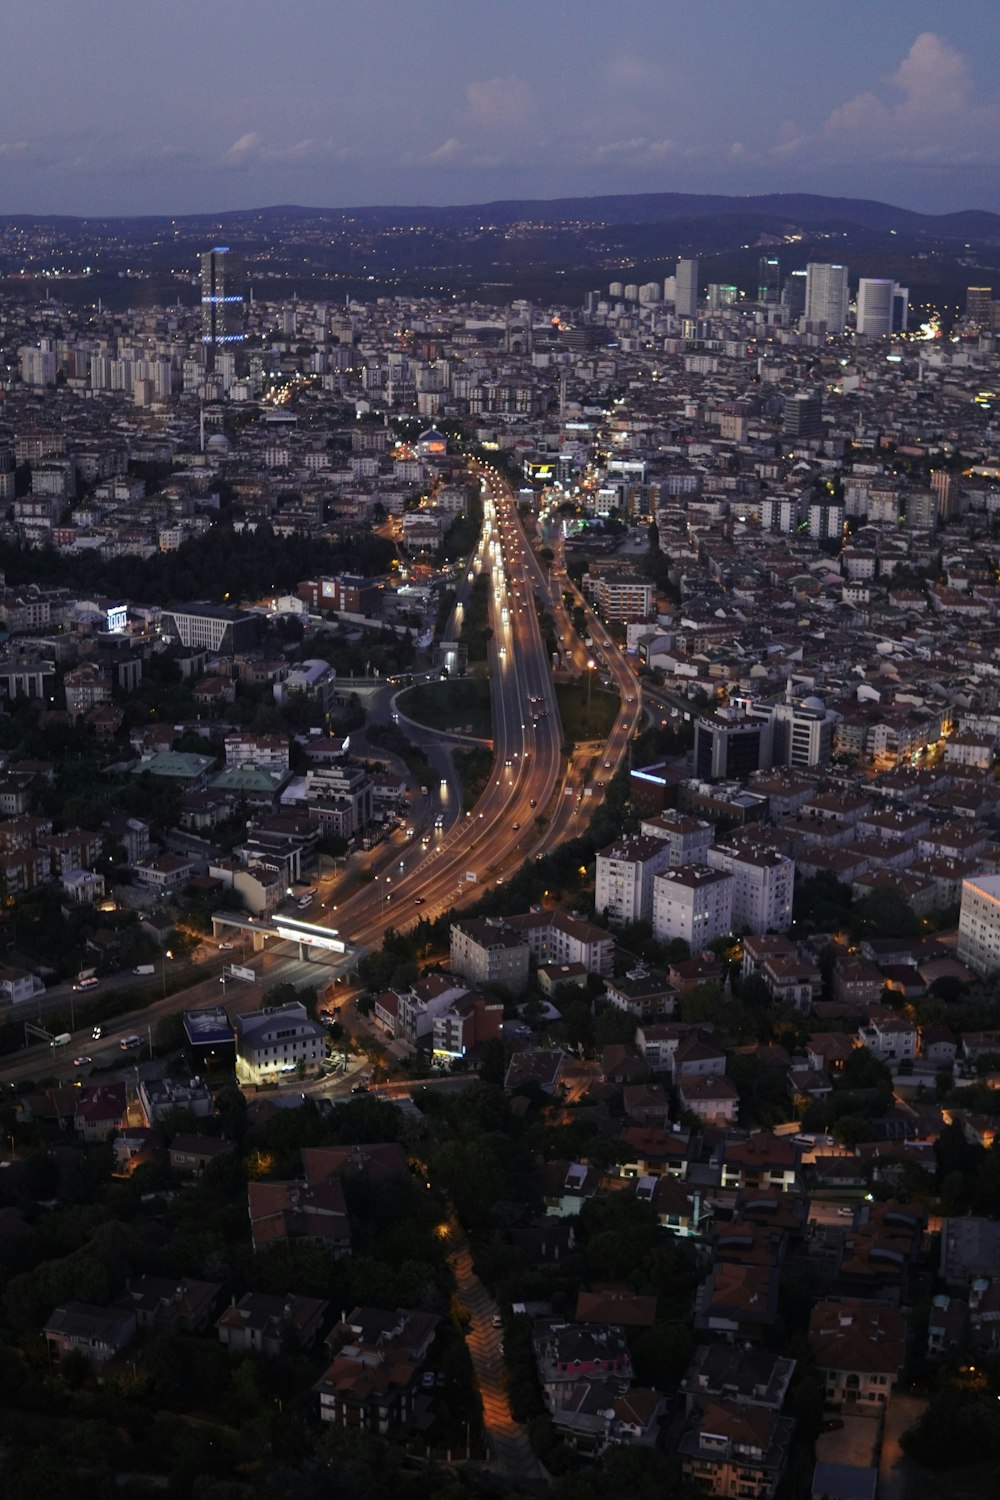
[782,270,807,321]
[758,255,780,303]
[856,278,895,338]
[674,258,698,319]
[200,247,245,374]
[966,287,993,325]
[804,262,849,333]
[855,278,909,337]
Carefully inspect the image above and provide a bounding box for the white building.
[504,910,615,976]
[640,811,713,867]
[595,836,674,927]
[235,1002,326,1085]
[652,865,733,948]
[957,874,1000,976]
[706,847,794,935]
[857,279,907,337]
[449,918,530,994]
[805,263,849,333]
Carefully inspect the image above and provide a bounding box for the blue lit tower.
[200,247,244,373]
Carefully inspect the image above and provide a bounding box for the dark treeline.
[0,523,396,606]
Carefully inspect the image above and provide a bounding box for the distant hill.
[221,192,1000,241]
[0,190,996,313]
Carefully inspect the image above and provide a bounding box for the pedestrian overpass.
[211,910,362,967]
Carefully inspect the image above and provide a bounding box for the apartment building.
[596,836,674,926]
[505,909,615,976]
[652,864,733,947]
[958,873,1000,976]
[640,810,713,866]
[706,846,794,935]
[449,918,530,994]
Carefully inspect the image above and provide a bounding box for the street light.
[586,659,596,718]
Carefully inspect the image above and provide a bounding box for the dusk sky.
[5,1,1000,217]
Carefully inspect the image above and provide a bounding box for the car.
[836,1207,854,1218]
[92,1026,102,1041]
[529,798,537,807]
[72,1056,92,1068]
[414,896,425,905]
[219,942,234,951]
[512,822,520,831]
[604,760,612,768]
[421,1371,436,1388]
[491,1314,503,1329]
[351,1083,369,1094]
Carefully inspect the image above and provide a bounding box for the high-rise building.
[966,287,993,325]
[856,278,909,337]
[804,263,849,333]
[707,284,738,310]
[674,258,698,319]
[856,279,894,338]
[782,270,808,320]
[758,255,780,303]
[200,247,245,374]
[783,394,823,441]
[930,468,961,523]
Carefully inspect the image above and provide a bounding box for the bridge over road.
[211,910,362,969]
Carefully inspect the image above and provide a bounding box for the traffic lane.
[0,951,312,1087]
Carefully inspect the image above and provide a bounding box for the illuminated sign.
[321,580,337,599]
[272,917,347,953]
[105,604,127,633]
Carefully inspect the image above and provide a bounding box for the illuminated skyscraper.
[200,247,244,373]
[804,262,849,333]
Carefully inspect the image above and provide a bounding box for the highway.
[306,466,568,944]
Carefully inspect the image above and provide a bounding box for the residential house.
[74,1084,127,1144]
[217,1293,328,1356]
[695,1261,780,1338]
[247,1178,351,1256]
[117,1276,220,1334]
[605,968,678,1020]
[681,1343,796,1415]
[315,1305,440,1435]
[678,1073,740,1127]
[168,1135,235,1177]
[45,1302,137,1369]
[857,1017,918,1064]
[720,1134,801,1194]
[809,1298,908,1408]
[679,1400,794,1500]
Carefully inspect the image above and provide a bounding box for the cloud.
[592,136,677,164]
[464,76,533,134]
[822,31,1000,163]
[219,132,349,170]
[221,132,262,168]
[426,137,463,163]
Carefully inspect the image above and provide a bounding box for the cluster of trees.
[0,521,395,607]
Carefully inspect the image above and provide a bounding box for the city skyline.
[2,1,999,217]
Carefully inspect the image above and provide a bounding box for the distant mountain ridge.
[3,191,999,241]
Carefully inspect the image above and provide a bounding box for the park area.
[396,677,493,740]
